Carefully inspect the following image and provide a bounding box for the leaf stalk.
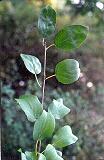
[46,44,55,50]
[45,74,56,80]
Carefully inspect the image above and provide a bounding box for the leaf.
[44,144,64,160]
[38,154,46,160]
[21,54,41,75]
[54,25,88,51]
[56,150,62,157]
[53,125,78,148]
[38,5,56,37]
[20,54,41,87]
[18,149,27,160]
[33,110,55,140]
[25,151,37,160]
[48,98,70,119]
[18,149,37,160]
[55,59,80,84]
[15,95,43,122]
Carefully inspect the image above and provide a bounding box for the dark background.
[1,0,104,160]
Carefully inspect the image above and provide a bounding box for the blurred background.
[1,0,104,160]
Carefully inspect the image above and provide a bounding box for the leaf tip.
[15,98,18,102]
[20,53,24,57]
[18,148,22,153]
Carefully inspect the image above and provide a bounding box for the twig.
[46,44,55,50]
[45,74,56,80]
[38,140,41,153]
[42,40,47,107]
[35,140,39,155]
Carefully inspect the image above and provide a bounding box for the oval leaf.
[55,59,80,84]
[53,125,78,148]
[44,144,64,160]
[38,154,46,160]
[48,98,70,119]
[33,110,55,140]
[15,95,43,122]
[54,25,88,51]
[38,5,56,37]
[20,54,41,75]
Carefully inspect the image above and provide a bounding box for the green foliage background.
[1,0,104,160]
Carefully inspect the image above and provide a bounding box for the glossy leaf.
[38,154,46,160]
[15,95,43,122]
[48,98,70,119]
[55,59,80,84]
[54,25,88,51]
[20,54,41,75]
[44,144,64,160]
[33,110,55,140]
[38,5,56,37]
[53,125,78,148]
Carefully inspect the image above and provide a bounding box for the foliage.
[1,78,104,159]
[0,0,103,59]
[65,0,104,15]
[15,95,43,122]
[0,0,39,56]
[15,5,88,160]
[48,99,70,119]
[1,1,104,158]
[38,5,56,37]
[55,59,80,84]
[1,83,34,154]
[54,25,88,51]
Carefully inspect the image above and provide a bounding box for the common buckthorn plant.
[15,5,88,160]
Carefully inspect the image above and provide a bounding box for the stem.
[35,39,47,156]
[34,72,41,87]
[45,74,56,80]
[35,140,39,155]
[32,58,41,87]
[35,140,41,156]
[35,39,46,156]
[42,41,47,107]
[38,140,41,153]
[46,44,55,50]
[35,41,54,155]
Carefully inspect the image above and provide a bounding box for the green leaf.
[20,54,41,87]
[38,154,46,160]
[18,149,37,160]
[25,151,37,160]
[48,98,70,119]
[55,59,80,84]
[53,125,78,148]
[15,95,43,122]
[18,149,27,160]
[21,54,41,75]
[38,5,56,37]
[33,110,55,140]
[56,150,62,157]
[54,25,88,51]
[44,144,64,160]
